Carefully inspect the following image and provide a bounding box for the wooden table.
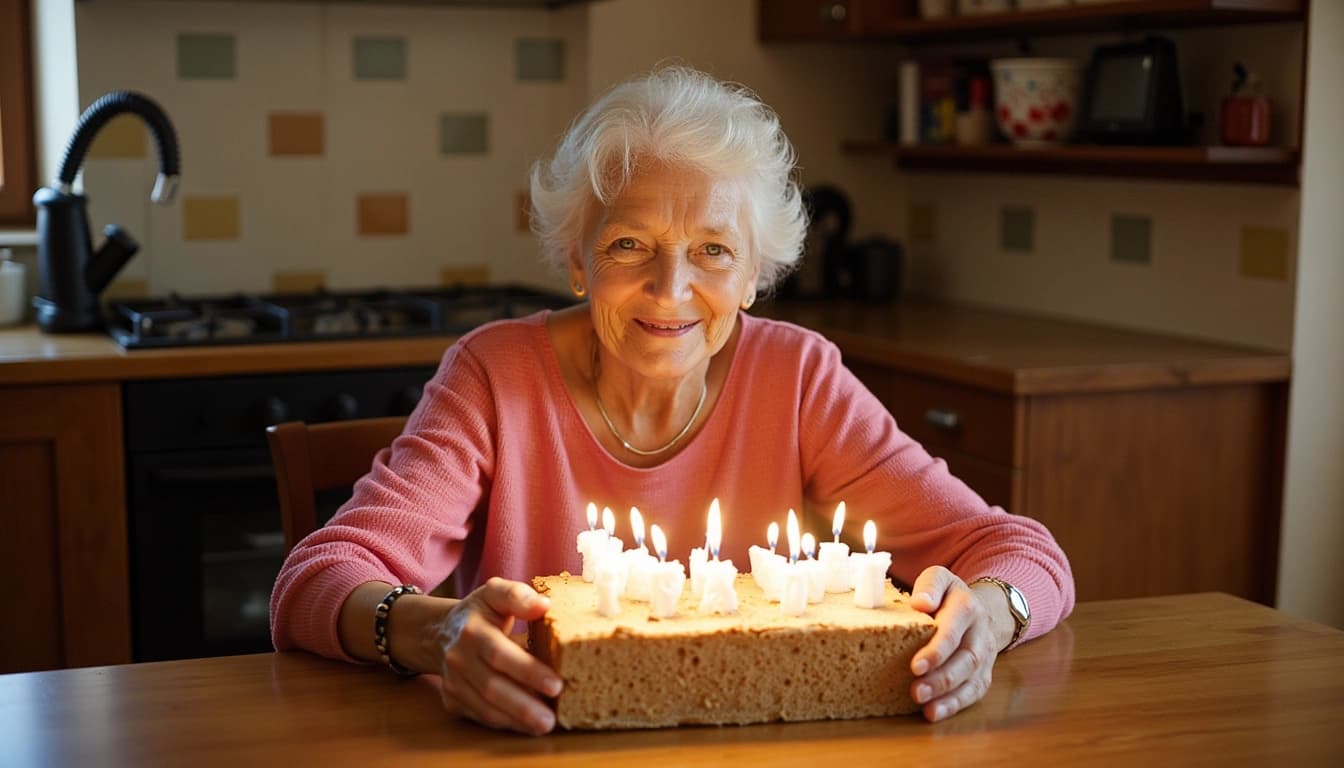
[3,593,1341,767]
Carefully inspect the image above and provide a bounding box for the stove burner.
[106,285,572,349]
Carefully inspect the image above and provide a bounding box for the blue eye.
[616,237,637,250]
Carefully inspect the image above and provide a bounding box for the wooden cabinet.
[0,382,131,672]
[849,360,1286,605]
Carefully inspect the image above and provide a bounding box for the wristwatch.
[971,576,1030,650]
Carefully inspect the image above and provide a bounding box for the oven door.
[128,448,348,662]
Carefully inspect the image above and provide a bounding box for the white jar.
[0,249,27,326]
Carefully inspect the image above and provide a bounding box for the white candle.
[576,501,609,583]
[689,545,708,599]
[818,501,851,593]
[698,498,738,614]
[853,520,893,609]
[748,521,782,591]
[622,507,657,602]
[594,555,624,617]
[779,509,807,616]
[801,532,825,604]
[649,524,686,619]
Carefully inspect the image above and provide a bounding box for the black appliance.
[33,91,180,333]
[1078,36,1188,145]
[120,285,572,662]
[781,185,902,303]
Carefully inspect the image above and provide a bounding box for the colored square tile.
[357,193,409,236]
[516,190,531,232]
[516,38,565,82]
[183,196,241,240]
[272,270,327,293]
[87,114,147,159]
[1000,206,1034,252]
[268,113,325,156]
[1111,215,1152,265]
[440,266,490,287]
[177,33,235,79]
[908,202,935,243]
[103,278,149,300]
[440,114,489,155]
[1239,226,1289,280]
[353,37,406,80]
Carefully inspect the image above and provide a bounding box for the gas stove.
[106,284,573,349]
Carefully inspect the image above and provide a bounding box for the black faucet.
[32,91,180,333]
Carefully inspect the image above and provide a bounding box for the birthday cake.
[528,572,937,730]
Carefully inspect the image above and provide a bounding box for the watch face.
[1008,585,1029,619]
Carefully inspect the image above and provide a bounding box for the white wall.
[1277,0,1344,629]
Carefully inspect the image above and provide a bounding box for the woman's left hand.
[907,566,1014,722]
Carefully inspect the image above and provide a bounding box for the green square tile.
[516,38,565,82]
[353,37,406,80]
[1111,215,1152,265]
[440,113,489,155]
[177,34,235,79]
[1000,206,1034,252]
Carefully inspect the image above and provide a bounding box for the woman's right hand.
[436,577,564,735]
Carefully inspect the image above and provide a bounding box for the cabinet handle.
[819,3,847,22]
[925,408,960,430]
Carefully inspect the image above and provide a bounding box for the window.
[0,0,36,226]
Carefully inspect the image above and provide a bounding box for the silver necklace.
[592,340,708,456]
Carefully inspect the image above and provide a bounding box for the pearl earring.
[573,282,587,297]
[741,292,756,309]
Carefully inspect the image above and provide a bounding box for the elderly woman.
[271,66,1073,736]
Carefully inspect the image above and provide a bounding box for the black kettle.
[32,91,180,333]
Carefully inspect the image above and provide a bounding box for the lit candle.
[818,501,852,593]
[800,532,825,604]
[649,524,686,619]
[594,553,624,617]
[748,521,785,594]
[779,510,808,616]
[853,520,893,609]
[576,501,609,583]
[602,506,625,556]
[698,498,738,615]
[622,506,657,602]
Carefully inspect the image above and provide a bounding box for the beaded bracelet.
[374,584,422,677]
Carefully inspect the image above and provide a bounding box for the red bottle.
[1220,65,1271,147]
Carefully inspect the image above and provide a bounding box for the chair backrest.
[266,417,408,555]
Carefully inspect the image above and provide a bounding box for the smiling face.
[571,163,760,383]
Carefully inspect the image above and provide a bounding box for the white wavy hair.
[529,65,807,293]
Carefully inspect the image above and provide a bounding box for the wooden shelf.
[840,141,1300,185]
[856,0,1303,43]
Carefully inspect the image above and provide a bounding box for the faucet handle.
[84,225,140,296]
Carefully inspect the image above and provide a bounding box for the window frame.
[0,0,37,226]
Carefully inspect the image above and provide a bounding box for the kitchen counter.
[0,300,1290,392]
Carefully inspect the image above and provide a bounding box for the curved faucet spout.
[55,91,181,204]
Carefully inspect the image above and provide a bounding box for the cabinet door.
[0,382,130,672]
[758,0,860,41]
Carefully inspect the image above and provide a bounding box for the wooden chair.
[266,417,408,556]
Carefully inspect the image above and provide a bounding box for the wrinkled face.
[571,163,760,382]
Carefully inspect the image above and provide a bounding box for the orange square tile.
[357,193,409,236]
[269,112,325,157]
[439,266,490,287]
[183,196,241,240]
[272,270,327,293]
[103,278,149,300]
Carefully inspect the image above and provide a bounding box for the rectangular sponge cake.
[529,572,937,729]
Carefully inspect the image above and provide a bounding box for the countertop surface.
[0,300,1290,394]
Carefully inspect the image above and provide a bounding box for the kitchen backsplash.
[74,0,589,298]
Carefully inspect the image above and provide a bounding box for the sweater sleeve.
[795,336,1075,645]
[269,340,498,661]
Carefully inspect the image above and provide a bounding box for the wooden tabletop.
[2,593,1340,767]
[0,300,1289,393]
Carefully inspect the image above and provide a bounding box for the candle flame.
[602,506,615,536]
[864,519,877,554]
[767,521,779,552]
[630,507,645,549]
[707,498,722,560]
[801,532,816,560]
[832,501,846,542]
[586,501,598,530]
[787,508,800,564]
[651,524,668,562]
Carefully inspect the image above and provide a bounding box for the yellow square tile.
[87,115,147,159]
[183,196,241,240]
[103,278,149,300]
[357,193,409,236]
[269,112,324,156]
[272,270,327,293]
[1239,227,1290,281]
[440,266,490,287]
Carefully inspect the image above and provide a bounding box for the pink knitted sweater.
[270,312,1074,661]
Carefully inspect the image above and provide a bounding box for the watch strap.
[971,576,1029,650]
